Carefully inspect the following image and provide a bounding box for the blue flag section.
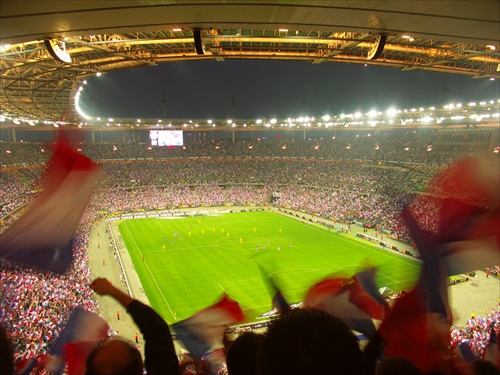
[0,134,99,274]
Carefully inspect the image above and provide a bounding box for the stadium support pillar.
[303,129,306,140]
[91,130,95,143]
[12,127,16,142]
[232,129,235,142]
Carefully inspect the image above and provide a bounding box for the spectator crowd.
[0,129,498,373]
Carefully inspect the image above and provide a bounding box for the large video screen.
[149,130,183,146]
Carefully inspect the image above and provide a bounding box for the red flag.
[378,290,450,374]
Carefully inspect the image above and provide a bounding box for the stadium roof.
[1,1,499,129]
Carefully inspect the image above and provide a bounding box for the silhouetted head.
[376,357,422,375]
[226,331,264,375]
[257,308,362,375]
[85,338,143,375]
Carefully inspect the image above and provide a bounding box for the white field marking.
[217,283,238,301]
[142,243,215,254]
[214,237,271,250]
[123,222,177,320]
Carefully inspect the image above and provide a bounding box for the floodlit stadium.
[1,2,499,374]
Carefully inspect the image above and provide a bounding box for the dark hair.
[226,331,264,375]
[0,324,14,375]
[471,359,500,375]
[376,357,422,375]
[85,339,143,375]
[257,308,362,375]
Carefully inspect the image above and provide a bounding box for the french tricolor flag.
[0,134,99,274]
[172,294,244,360]
[45,308,109,375]
[304,268,389,338]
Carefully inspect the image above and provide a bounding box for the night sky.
[79,59,500,120]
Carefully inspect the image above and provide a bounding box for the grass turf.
[119,210,421,324]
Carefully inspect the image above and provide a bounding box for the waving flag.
[350,268,390,320]
[0,134,99,274]
[255,261,290,313]
[304,269,388,338]
[172,294,244,360]
[422,157,500,276]
[45,308,109,375]
[377,206,456,374]
[378,157,500,374]
[482,327,500,368]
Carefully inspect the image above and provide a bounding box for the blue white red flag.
[378,157,500,374]
[415,158,500,276]
[0,134,99,274]
[349,268,390,320]
[172,294,244,361]
[43,308,109,375]
[304,269,388,338]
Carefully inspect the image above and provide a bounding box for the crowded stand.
[451,309,500,358]
[0,128,499,374]
[0,211,99,366]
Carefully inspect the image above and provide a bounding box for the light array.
[1,84,499,130]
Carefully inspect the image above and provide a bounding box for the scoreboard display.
[149,130,183,146]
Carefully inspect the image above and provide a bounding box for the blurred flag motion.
[483,327,500,368]
[304,268,389,338]
[45,308,110,375]
[379,157,500,373]
[255,261,291,314]
[0,134,99,274]
[172,294,244,361]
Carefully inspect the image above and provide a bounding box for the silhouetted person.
[226,331,264,375]
[86,278,179,375]
[257,308,362,375]
[0,324,14,375]
[376,357,422,375]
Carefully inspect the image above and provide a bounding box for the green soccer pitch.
[119,210,421,324]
